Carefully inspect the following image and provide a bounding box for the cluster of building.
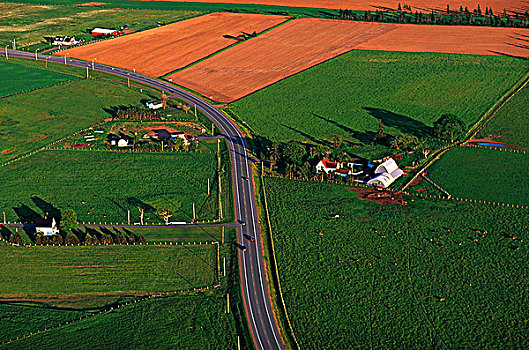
[50,28,119,47]
[316,157,404,188]
[107,129,194,148]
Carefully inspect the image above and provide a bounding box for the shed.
[92,28,119,36]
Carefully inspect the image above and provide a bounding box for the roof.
[375,158,399,174]
[367,173,396,188]
[336,168,349,174]
[321,157,338,169]
[92,28,117,34]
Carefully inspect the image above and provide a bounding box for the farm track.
[1,50,285,350]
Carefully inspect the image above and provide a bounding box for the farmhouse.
[367,158,404,188]
[92,28,119,36]
[52,36,79,46]
[316,157,339,174]
[35,218,59,236]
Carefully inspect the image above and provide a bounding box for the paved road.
[3,50,285,350]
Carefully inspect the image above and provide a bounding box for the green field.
[0,245,216,308]
[480,83,529,147]
[231,51,528,145]
[0,150,219,223]
[0,78,154,161]
[0,60,74,96]
[0,2,200,49]
[428,147,529,205]
[2,295,237,350]
[263,177,529,349]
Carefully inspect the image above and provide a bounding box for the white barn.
[367,158,403,188]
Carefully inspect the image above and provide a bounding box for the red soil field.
[168,18,399,101]
[169,18,529,102]
[75,2,107,6]
[139,0,528,15]
[356,24,529,57]
[58,12,288,77]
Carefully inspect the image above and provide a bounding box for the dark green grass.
[0,78,153,161]
[0,2,200,49]
[2,294,237,350]
[0,245,216,308]
[264,177,529,349]
[480,83,529,147]
[0,61,74,97]
[231,51,528,145]
[0,304,89,343]
[0,150,219,223]
[428,147,529,205]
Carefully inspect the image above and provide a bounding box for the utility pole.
[45,55,48,68]
[127,77,130,88]
[207,178,210,196]
[192,203,196,222]
[226,293,230,313]
[194,104,197,119]
[237,336,240,350]
[34,48,39,61]
[3,212,5,224]
[86,66,89,79]
[12,39,16,51]
[211,122,214,136]
[127,210,130,225]
[223,257,226,276]
[222,226,224,244]
[4,45,8,60]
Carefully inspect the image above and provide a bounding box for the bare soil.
[58,12,288,77]
[351,188,407,205]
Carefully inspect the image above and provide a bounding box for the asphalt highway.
[3,50,285,350]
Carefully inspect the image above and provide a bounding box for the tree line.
[338,5,529,28]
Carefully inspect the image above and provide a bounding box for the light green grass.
[264,176,529,349]
[480,83,529,147]
[0,2,200,49]
[428,146,529,205]
[0,60,74,96]
[0,78,153,161]
[2,295,237,350]
[0,245,216,308]
[0,150,219,223]
[231,51,528,145]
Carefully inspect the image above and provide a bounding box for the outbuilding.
[36,218,59,236]
[366,158,403,188]
[92,28,119,36]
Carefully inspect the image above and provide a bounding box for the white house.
[316,157,339,174]
[367,158,403,188]
[146,100,164,110]
[36,218,59,236]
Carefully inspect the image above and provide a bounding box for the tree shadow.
[309,113,379,144]
[31,196,62,221]
[363,107,432,138]
[12,204,42,224]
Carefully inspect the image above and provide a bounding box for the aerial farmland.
[1,0,529,348]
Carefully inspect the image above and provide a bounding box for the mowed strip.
[168,18,398,102]
[58,12,288,77]
[139,0,527,14]
[170,18,529,102]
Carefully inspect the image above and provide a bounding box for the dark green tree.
[374,119,387,145]
[433,114,466,142]
[139,234,147,244]
[116,232,127,244]
[84,233,93,245]
[283,142,306,166]
[60,209,78,231]
[65,232,80,245]
[52,233,63,245]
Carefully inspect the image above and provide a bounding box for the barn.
[92,28,119,36]
[367,158,403,188]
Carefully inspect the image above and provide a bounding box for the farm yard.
[427,147,529,205]
[0,77,153,161]
[230,50,528,144]
[2,295,238,349]
[0,1,200,50]
[263,176,529,349]
[60,12,289,77]
[0,245,216,308]
[170,19,529,102]
[0,150,221,223]
[0,60,74,97]
[140,0,527,14]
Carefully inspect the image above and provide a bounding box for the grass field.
[0,2,200,49]
[231,50,528,145]
[2,294,238,349]
[0,60,74,97]
[480,83,529,147]
[0,245,216,308]
[0,150,219,223]
[264,177,529,349]
[0,78,154,161]
[428,147,529,205]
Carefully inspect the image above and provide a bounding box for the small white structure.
[170,132,191,146]
[36,218,59,236]
[92,28,119,36]
[367,158,404,188]
[316,157,339,174]
[52,36,79,46]
[146,100,164,110]
[117,138,131,147]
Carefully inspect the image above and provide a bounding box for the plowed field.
[169,19,529,102]
[168,19,398,101]
[58,12,288,77]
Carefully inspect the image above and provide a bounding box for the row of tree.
[34,231,147,245]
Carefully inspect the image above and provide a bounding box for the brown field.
[168,18,399,101]
[169,18,529,102]
[58,12,288,77]
[139,0,528,15]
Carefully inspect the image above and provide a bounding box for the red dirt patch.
[1,149,11,155]
[59,12,289,77]
[351,188,407,205]
[76,2,106,6]
[72,143,90,147]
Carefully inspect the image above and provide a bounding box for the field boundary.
[260,170,300,350]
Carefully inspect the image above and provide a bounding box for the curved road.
[3,50,284,350]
